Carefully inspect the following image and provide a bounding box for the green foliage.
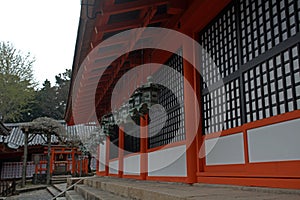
[0,41,71,122]
[54,69,71,118]
[21,69,71,121]
[0,41,36,122]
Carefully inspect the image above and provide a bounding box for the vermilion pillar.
[105,136,110,176]
[140,114,148,180]
[183,35,198,184]
[96,145,100,173]
[71,148,75,175]
[50,148,55,175]
[118,127,124,178]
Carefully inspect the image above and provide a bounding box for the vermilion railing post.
[71,149,75,175]
[105,136,110,176]
[118,126,124,178]
[140,114,148,180]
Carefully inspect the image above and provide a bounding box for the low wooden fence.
[0,179,16,197]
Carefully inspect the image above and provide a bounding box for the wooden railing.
[0,179,16,197]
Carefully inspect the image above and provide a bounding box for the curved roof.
[0,121,9,136]
[0,122,97,149]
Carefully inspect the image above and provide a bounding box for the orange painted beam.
[180,0,232,33]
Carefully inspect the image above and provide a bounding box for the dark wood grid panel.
[239,0,300,64]
[244,44,300,122]
[200,4,239,89]
[199,0,300,135]
[203,79,241,134]
[148,50,185,149]
[124,124,140,155]
[199,3,241,135]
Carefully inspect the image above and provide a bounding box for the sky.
[0,0,81,87]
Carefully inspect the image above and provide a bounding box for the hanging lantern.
[101,115,110,136]
[101,113,119,138]
[117,102,129,124]
[127,90,142,121]
[128,96,135,110]
[138,76,161,115]
[133,89,143,108]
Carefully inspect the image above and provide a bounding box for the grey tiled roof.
[0,121,9,136]
[0,121,97,149]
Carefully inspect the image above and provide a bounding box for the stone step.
[51,176,70,184]
[52,175,72,179]
[65,190,84,200]
[51,175,72,182]
[47,186,61,197]
[69,176,300,200]
[52,180,67,184]
[75,184,130,200]
[83,177,187,200]
[53,183,68,193]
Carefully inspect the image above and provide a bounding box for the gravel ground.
[6,189,52,200]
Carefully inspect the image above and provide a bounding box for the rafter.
[92,7,158,118]
[74,7,160,123]
[103,0,169,16]
[90,0,115,49]
[96,13,171,34]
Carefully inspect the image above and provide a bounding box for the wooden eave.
[65,0,231,125]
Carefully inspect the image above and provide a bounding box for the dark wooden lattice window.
[148,50,185,148]
[200,0,300,135]
[200,3,241,135]
[244,44,300,122]
[240,0,300,64]
[124,123,140,155]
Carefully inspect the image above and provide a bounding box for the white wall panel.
[124,155,140,175]
[248,118,300,163]
[205,133,245,165]
[148,145,187,177]
[109,160,119,174]
[99,141,106,171]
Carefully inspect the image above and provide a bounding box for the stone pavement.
[6,189,52,200]
[68,176,300,200]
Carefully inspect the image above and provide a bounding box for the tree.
[31,80,59,119]
[54,69,71,119]
[0,41,36,122]
[20,69,71,121]
[25,117,67,185]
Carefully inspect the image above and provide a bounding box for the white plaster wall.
[148,145,187,177]
[99,142,106,171]
[123,155,140,175]
[248,118,300,163]
[109,160,119,174]
[205,133,245,165]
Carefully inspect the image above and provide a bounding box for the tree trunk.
[21,131,28,188]
[46,134,51,185]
